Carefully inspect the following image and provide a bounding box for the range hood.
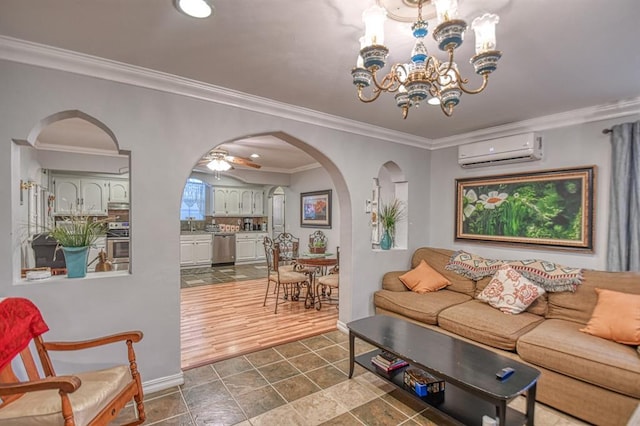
[107,202,129,210]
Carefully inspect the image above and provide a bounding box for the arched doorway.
[179,132,350,369]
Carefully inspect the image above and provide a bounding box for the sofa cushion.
[546,269,640,325]
[438,300,544,350]
[411,248,475,296]
[399,260,450,293]
[374,289,471,325]
[517,319,640,399]
[381,271,411,292]
[477,265,546,314]
[476,276,548,316]
[580,288,640,345]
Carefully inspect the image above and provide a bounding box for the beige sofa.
[374,247,640,426]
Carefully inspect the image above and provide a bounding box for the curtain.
[607,120,640,271]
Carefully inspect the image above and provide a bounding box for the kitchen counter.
[180,230,214,235]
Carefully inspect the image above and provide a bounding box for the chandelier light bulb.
[362,5,387,46]
[472,13,500,54]
[433,0,459,24]
[175,0,213,19]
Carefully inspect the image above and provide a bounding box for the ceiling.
[3,0,640,167]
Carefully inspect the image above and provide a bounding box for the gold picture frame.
[455,166,596,251]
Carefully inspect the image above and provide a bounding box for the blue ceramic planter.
[62,246,90,278]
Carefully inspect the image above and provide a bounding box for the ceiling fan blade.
[225,156,261,169]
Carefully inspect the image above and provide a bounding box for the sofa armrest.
[382,271,409,292]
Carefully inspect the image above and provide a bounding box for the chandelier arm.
[370,70,402,93]
[458,73,489,95]
[440,102,454,117]
[357,86,384,103]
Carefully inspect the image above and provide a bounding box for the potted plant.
[47,214,107,278]
[309,239,327,254]
[379,199,405,250]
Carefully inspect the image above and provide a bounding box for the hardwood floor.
[180,278,339,369]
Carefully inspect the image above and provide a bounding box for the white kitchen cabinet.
[240,189,253,216]
[52,176,108,215]
[240,189,264,216]
[235,233,256,262]
[180,234,212,266]
[213,187,241,216]
[108,180,129,203]
[252,190,264,216]
[235,232,268,263]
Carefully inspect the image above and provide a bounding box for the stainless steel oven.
[107,222,130,270]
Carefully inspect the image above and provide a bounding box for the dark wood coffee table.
[348,315,540,426]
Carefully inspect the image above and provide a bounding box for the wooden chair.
[0,297,145,426]
[263,245,310,313]
[316,246,340,310]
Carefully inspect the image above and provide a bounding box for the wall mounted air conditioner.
[458,133,543,168]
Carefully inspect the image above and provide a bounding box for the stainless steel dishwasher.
[212,233,236,264]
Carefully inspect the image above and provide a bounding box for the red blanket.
[0,298,49,371]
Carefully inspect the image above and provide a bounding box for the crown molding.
[2,36,638,152]
[0,36,431,149]
[429,97,640,149]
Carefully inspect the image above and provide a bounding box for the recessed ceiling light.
[174,0,214,18]
[250,153,260,158]
[427,97,441,106]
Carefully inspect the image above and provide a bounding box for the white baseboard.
[142,372,184,395]
[337,320,348,334]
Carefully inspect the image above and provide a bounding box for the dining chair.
[272,232,300,263]
[316,246,340,310]
[0,297,145,426]
[263,245,310,313]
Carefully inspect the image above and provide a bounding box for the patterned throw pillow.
[477,265,546,314]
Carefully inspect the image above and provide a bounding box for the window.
[180,178,207,220]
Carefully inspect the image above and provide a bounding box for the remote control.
[496,367,515,380]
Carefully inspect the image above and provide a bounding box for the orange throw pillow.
[580,288,640,345]
[399,260,451,294]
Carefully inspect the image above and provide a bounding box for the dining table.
[293,253,338,309]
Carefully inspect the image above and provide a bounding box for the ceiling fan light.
[207,158,231,171]
[175,0,214,18]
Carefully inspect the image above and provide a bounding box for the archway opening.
[12,110,131,280]
[178,132,350,369]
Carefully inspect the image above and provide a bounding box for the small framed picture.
[300,190,332,228]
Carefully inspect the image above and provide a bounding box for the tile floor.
[181,264,267,288]
[117,331,588,426]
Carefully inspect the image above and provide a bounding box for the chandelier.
[351,0,501,118]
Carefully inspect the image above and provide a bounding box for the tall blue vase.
[62,246,90,278]
[380,230,392,250]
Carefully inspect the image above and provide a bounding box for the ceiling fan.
[197,149,262,172]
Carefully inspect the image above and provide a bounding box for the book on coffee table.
[371,352,408,372]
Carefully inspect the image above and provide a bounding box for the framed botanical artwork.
[455,166,596,251]
[300,189,332,228]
